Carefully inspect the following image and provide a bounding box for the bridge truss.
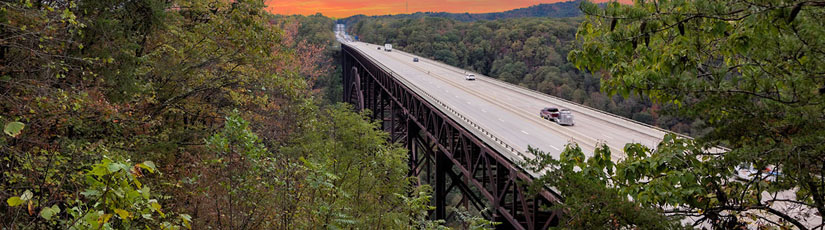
[342,44,561,229]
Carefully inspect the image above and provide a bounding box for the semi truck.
[540,107,574,126]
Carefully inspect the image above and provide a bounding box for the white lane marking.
[454,95,459,98]
[549,145,560,151]
[466,101,472,104]
[521,130,529,135]
[497,118,504,122]
[481,109,487,113]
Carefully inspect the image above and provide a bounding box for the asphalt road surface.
[341,38,669,163]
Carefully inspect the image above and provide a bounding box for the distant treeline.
[337,0,585,25]
[351,17,710,136]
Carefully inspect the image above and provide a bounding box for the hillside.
[0,1,435,229]
[337,0,585,25]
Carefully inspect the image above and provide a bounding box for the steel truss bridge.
[340,39,667,229]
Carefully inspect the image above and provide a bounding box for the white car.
[465,73,476,81]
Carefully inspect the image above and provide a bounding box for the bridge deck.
[345,41,667,163]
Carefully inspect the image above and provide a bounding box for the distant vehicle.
[377,47,381,50]
[541,108,574,126]
[465,73,476,80]
[384,44,392,52]
[557,109,575,126]
[413,57,419,62]
[540,107,560,121]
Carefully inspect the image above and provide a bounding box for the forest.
[350,16,710,137]
[4,0,823,229]
[0,0,467,229]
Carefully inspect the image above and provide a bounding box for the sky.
[265,0,623,18]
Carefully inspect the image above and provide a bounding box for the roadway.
[338,36,668,163]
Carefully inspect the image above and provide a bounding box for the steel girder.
[342,45,561,230]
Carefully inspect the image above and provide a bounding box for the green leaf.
[90,164,108,176]
[149,199,164,217]
[107,162,127,173]
[80,189,101,197]
[84,210,100,225]
[7,196,23,207]
[139,186,151,199]
[40,205,60,220]
[20,190,33,201]
[114,208,130,220]
[139,161,156,173]
[4,121,25,137]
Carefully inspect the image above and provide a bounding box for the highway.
[336,29,669,163]
[335,26,823,229]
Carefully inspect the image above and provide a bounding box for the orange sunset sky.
[266,0,625,18]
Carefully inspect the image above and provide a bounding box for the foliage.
[187,111,278,228]
[5,155,187,229]
[351,16,708,136]
[274,103,417,228]
[1,0,431,229]
[523,143,688,229]
[566,0,825,229]
[64,158,191,230]
[453,208,500,230]
[400,185,449,230]
[270,14,343,104]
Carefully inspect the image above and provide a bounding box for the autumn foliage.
[0,0,428,229]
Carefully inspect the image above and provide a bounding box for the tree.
[1,0,435,228]
[566,0,825,229]
[279,104,415,229]
[522,145,688,229]
[572,89,588,104]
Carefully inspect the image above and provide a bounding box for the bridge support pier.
[435,150,448,220]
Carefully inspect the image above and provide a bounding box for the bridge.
[337,27,669,229]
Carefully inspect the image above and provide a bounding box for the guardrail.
[345,42,527,164]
